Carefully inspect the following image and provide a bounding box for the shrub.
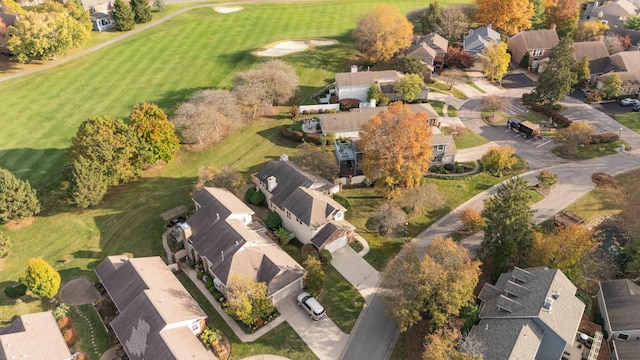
[197,272,205,280]
[444,163,455,171]
[303,256,324,296]
[205,277,214,289]
[245,187,266,205]
[591,132,619,144]
[325,132,336,145]
[53,303,69,320]
[291,131,304,142]
[339,98,361,111]
[586,89,604,103]
[62,328,79,346]
[275,227,291,245]
[265,211,282,230]
[305,133,323,145]
[279,125,293,139]
[320,249,332,265]
[57,316,73,330]
[455,165,465,173]
[333,194,351,211]
[3,283,27,299]
[75,353,88,360]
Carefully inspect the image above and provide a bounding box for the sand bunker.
[214,6,244,13]
[257,39,338,57]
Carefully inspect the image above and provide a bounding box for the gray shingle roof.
[95,256,213,360]
[281,187,343,228]
[408,43,437,65]
[613,339,640,360]
[514,29,560,50]
[472,267,584,360]
[573,41,610,75]
[464,26,501,55]
[609,51,640,72]
[255,160,335,207]
[600,279,640,331]
[0,312,72,360]
[431,134,457,155]
[419,33,449,52]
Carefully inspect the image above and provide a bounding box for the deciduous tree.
[397,183,444,216]
[458,207,484,232]
[441,68,465,90]
[545,0,580,38]
[393,74,425,102]
[359,102,434,197]
[445,47,475,69]
[481,177,535,278]
[234,60,299,118]
[129,102,180,164]
[0,167,41,224]
[481,95,507,116]
[395,56,429,77]
[69,156,108,209]
[529,224,596,285]
[475,0,534,35]
[353,4,413,63]
[480,145,517,176]
[0,0,26,14]
[368,203,407,237]
[0,232,9,258]
[130,0,152,23]
[422,1,441,34]
[602,73,623,99]
[225,274,275,326]
[25,257,61,298]
[533,37,577,105]
[536,169,558,191]
[481,42,510,85]
[574,56,590,88]
[435,6,469,45]
[424,327,480,360]
[303,256,324,296]
[112,0,135,31]
[171,89,244,148]
[195,165,245,196]
[71,115,143,186]
[574,20,608,42]
[293,143,339,181]
[559,121,593,155]
[604,34,625,54]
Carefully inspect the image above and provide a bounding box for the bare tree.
[368,203,408,237]
[171,89,244,149]
[195,165,246,196]
[459,333,486,358]
[435,6,469,45]
[440,68,465,90]
[481,95,508,116]
[292,143,338,181]
[397,183,445,216]
[604,33,625,55]
[234,59,299,119]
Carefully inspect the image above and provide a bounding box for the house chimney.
[280,153,289,161]
[350,65,358,73]
[487,24,492,29]
[221,251,224,262]
[267,176,277,192]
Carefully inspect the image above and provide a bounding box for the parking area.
[501,73,534,89]
[504,127,553,148]
[570,90,636,117]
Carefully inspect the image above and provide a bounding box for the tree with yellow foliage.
[475,0,534,35]
[481,42,510,85]
[359,102,434,198]
[353,4,414,63]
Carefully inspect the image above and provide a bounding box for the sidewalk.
[185,269,285,342]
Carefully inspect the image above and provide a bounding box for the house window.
[437,145,445,151]
[618,333,630,340]
[531,49,543,56]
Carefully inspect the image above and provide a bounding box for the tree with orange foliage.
[458,207,484,232]
[529,224,596,286]
[474,0,534,35]
[545,0,580,38]
[424,327,482,360]
[359,102,434,198]
[353,4,413,63]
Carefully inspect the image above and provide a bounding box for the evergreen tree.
[530,0,546,29]
[69,156,108,209]
[25,257,61,298]
[481,177,535,278]
[112,0,135,31]
[422,1,441,34]
[0,167,41,224]
[602,73,623,99]
[130,0,152,24]
[574,56,590,88]
[532,37,577,105]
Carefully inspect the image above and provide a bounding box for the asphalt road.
[340,293,398,360]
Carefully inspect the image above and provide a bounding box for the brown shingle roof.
[335,70,402,87]
[0,312,72,360]
[320,103,439,134]
[517,29,560,50]
[573,41,610,75]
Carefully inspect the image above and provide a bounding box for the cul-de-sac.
[2,0,640,359]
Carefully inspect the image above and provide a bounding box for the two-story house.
[467,267,595,360]
[408,33,448,71]
[574,40,611,83]
[252,157,355,253]
[181,187,306,304]
[335,68,405,102]
[0,312,73,360]
[583,0,638,29]
[597,50,640,94]
[463,24,501,57]
[598,279,640,360]
[95,256,215,360]
[507,27,560,71]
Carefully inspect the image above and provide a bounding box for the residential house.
[597,51,640,94]
[95,256,215,360]
[598,279,640,360]
[335,68,404,102]
[609,27,640,50]
[83,0,115,31]
[407,43,437,74]
[431,133,457,164]
[0,311,73,360]
[410,33,448,70]
[252,157,356,252]
[574,40,611,82]
[468,267,590,360]
[463,24,501,57]
[583,0,638,29]
[507,28,560,71]
[182,187,307,303]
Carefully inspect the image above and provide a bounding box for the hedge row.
[301,109,337,115]
[279,125,325,145]
[591,132,619,144]
[522,93,572,128]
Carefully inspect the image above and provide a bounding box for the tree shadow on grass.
[0,148,67,193]
[150,87,209,115]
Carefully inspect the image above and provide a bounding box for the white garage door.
[272,277,304,304]
[324,235,348,253]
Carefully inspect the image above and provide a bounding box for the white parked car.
[297,292,326,320]
[620,98,640,106]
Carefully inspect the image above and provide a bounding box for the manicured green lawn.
[465,78,486,94]
[69,304,111,359]
[427,100,446,116]
[317,265,365,334]
[616,112,640,133]
[441,127,489,149]
[516,111,548,123]
[177,271,317,360]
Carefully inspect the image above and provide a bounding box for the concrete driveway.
[331,247,379,304]
[276,296,348,360]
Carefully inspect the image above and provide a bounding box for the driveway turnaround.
[57,278,101,306]
[276,296,348,360]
